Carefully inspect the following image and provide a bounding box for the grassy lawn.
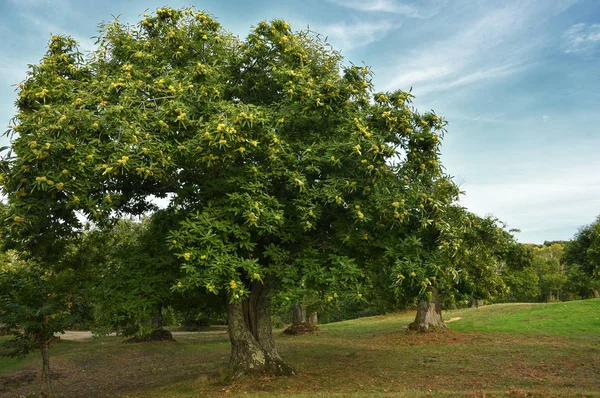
[1,300,600,397]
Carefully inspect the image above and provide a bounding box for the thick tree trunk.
[227,281,295,378]
[408,287,446,332]
[291,303,306,326]
[308,311,318,325]
[151,304,163,330]
[471,298,484,308]
[129,303,173,341]
[40,341,53,396]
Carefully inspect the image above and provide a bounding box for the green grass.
[2,300,600,397]
[446,300,600,338]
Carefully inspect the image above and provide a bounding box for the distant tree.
[563,263,597,299]
[78,212,181,340]
[451,213,515,308]
[542,240,568,247]
[394,207,516,331]
[494,242,537,302]
[0,251,74,396]
[502,265,540,302]
[532,243,567,301]
[563,216,600,298]
[0,202,81,397]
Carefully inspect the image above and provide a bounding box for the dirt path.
[56,329,227,341]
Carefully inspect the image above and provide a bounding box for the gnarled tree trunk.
[291,303,306,326]
[408,287,446,332]
[228,281,295,378]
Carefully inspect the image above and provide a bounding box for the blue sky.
[1,0,599,243]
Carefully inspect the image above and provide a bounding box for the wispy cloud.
[386,66,453,91]
[379,2,564,98]
[563,23,600,55]
[9,2,96,53]
[322,19,399,50]
[450,113,505,124]
[391,63,526,96]
[0,11,95,86]
[8,0,83,22]
[326,0,446,18]
[8,0,64,5]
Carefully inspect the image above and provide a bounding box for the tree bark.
[308,311,318,325]
[129,303,173,341]
[151,304,163,330]
[593,289,599,299]
[291,303,306,326]
[408,287,446,332]
[40,341,53,397]
[227,281,295,378]
[471,298,484,308]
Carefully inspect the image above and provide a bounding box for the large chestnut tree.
[1,7,458,377]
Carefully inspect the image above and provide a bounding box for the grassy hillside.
[1,300,599,397]
[447,300,600,337]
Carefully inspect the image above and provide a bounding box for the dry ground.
[1,301,599,397]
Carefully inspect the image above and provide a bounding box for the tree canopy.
[2,7,459,303]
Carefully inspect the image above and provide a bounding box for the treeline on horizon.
[321,217,600,323]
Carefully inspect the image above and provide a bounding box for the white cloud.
[11,5,96,53]
[386,66,453,91]
[563,23,600,55]
[9,0,64,5]
[402,63,526,97]
[550,0,580,15]
[380,3,536,95]
[9,0,84,23]
[322,19,399,50]
[0,12,95,86]
[450,113,505,124]
[329,0,425,18]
